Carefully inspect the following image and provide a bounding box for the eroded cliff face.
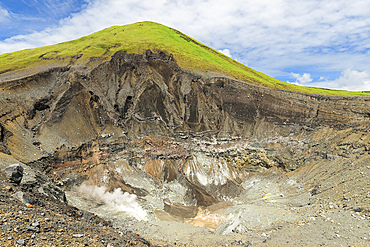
[1,50,370,221]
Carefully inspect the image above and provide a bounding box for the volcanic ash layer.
[1,50,370,246]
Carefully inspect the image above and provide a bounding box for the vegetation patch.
[0,21,369,96]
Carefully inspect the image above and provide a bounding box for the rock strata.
[0,50,370,246]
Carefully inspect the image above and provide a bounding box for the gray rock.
[26,222,40,233]
[38,182,67,204]
[32,222,40,228]
[16,239,25,246]
[12,191,36,205]
[27,226,40,233]
[3,164,23,184]
[231,240,251,247]
[19,164,37,185]
[1,224,10,230]
[354,207,362,212]
[73,234,84,238]
[83,211,93,221]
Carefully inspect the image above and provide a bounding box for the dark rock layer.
[0,50,369,211]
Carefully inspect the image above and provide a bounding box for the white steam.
[78,184,147,221]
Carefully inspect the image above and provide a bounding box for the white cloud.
[289,69,370,91]
[290,72,313,84]
[43,0,82,18]
[0,6,10,22]
[2,0,370,56]
[219,49,232,58]
[326,69,370,91]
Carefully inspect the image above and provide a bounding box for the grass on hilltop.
[0,21,369,96]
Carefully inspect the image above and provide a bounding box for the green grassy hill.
[0,21,368,96]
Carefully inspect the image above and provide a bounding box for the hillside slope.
[0,21,369,96]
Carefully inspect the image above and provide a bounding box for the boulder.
[38,182,67,204]
[3,164,23,184]
[12,191,36,205]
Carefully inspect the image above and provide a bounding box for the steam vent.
[1,22,370,246]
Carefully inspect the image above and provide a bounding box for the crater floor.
[65,168,370,246]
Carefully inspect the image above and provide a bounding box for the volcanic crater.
[1,22,370,246]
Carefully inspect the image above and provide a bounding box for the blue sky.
[1,0,370,91]
[0,0,87,39]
